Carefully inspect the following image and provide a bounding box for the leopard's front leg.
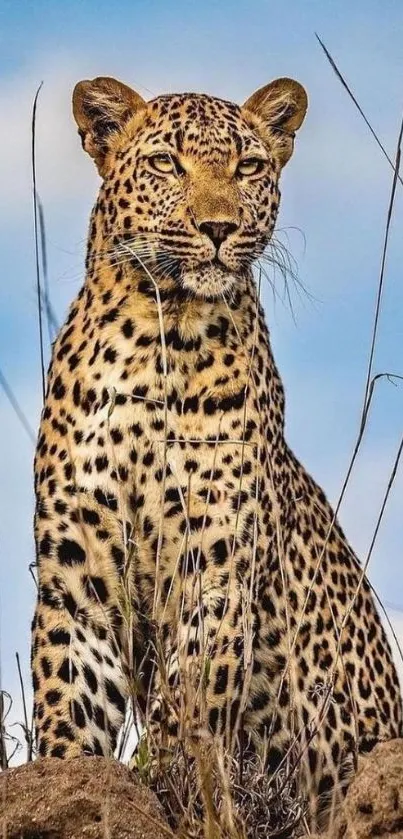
[147,533,258,753]
[32,486,141,759]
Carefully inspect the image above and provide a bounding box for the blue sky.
[1,0,402,754]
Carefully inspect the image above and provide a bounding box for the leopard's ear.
[243,78,307,166]
[72,76,146,175]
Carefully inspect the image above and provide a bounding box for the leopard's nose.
[199,221,238,250]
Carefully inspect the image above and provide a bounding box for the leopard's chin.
[181,264,237,299]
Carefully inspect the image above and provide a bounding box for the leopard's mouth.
[180,261,237,299]
[200,255,231,271]
[120,236,242,299]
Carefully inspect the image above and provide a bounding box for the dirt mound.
[0,756,171,839]
[313,739,403,839]
[1,740,402,839]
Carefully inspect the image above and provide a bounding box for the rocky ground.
[0,755,171,839]
[314,739,403,839]
[0,740,402,839]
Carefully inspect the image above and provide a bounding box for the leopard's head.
[73,75,307,299]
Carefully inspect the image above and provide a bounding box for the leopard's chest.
[120,349,264,509]
[62,309,282,557]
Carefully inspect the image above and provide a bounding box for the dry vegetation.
[0,39,403,839]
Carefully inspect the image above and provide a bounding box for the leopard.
[31,74,402,826]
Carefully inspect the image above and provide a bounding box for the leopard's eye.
[236,158,265,177]
[148,154,178,174]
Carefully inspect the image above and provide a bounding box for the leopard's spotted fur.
[31,75,402,825]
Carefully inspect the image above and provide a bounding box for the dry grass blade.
[0,692,9,771]
[0,692,22,770]
[121,244,169,622]
[277,111,403,683]
[32,81,46,403]
[150,744,306,838]
[0,367,36,445]
[15,652,34,762]
[316,33,403,188]
[125,796,175,837]
[38,196,59,343]
[371,584,403,666]
[325,433,403,711]
[361,119,403,428]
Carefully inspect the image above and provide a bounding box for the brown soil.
[0,756,172,839]
[1,739,402,839]
[312,739,403,839]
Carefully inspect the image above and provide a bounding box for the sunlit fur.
[72,77,306,300]
[31,76,402,833]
